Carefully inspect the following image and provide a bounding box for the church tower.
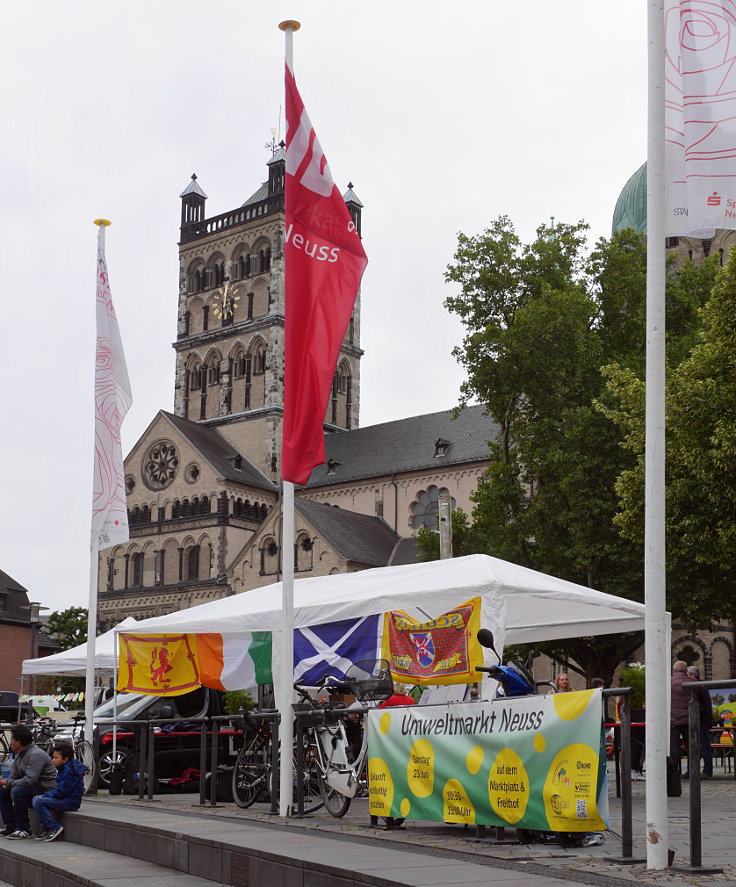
[172,151,364,482]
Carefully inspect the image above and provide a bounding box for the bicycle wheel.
[232,738,270,808]
[294,737,323,814]
[317,770,351,817]
[75,740,97,794]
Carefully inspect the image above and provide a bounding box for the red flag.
[282,61,368,485]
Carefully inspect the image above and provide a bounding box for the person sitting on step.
[0,725,57,840]
[31,742,86,842]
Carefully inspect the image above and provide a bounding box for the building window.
[208,363,220,385]
[187,546,200,580]
[247,293,254,320]
[409,485,456,530]
[253,349,266,375]
[132,552,144,587]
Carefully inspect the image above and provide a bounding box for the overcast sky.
[0,1,648,613]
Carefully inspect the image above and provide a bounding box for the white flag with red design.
[282,60,368,486]
[665,0,736,236]
[91,230,132,550]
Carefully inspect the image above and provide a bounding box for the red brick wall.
[0,622,35,693]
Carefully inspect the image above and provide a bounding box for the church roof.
[343,184,363,207]
[161,411,275,490]
[179,175,208,199]
[242,182,268,207]
[295,499,412,567]
[612,162,647,235]
[306,404,497,488]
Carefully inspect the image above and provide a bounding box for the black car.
[55,687,239,787]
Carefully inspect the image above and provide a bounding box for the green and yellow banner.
[367,689,607,831]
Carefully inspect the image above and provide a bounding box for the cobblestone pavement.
[89,764,736,887]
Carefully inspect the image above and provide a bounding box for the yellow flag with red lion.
[382,597,482,685]
[117,633,201,696]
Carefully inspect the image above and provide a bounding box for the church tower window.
[187,546,200,580]
[131,552,144,587]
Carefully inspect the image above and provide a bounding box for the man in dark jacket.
[32,742,86,841]
[670,660,711,777]
[0,725,57,839]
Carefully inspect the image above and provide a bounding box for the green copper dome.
[612,162,647,235]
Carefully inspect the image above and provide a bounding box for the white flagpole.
[278,19,301,818]
[84,218,112,751]
[645,0,669,870]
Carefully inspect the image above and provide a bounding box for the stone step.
[61,799,580,887]
[0,834,221,887]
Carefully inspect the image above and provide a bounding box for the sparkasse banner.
[367,689,607,831]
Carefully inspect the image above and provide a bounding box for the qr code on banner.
[576,799,587,818]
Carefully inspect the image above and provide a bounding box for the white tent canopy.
[22,617,138,676]
[117,554,648,648]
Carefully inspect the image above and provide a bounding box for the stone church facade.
[97,151,497,630]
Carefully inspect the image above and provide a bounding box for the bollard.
[209,719,220,807]
[604,689,645,864]
[138,724,147,801]
[198,721,208,806]
[671,685,723,875]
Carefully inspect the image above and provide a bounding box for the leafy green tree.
[602,250,736,628]
[46,606,89,651]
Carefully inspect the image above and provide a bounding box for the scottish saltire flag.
[91,224,132,549]
[665,1,736,236]
[293,615,381,684]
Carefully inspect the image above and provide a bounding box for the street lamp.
[27,602,49,697]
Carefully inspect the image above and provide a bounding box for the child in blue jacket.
[31,743,85,841]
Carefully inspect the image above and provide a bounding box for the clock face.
[143,441,179,490]
[212,281,240,320]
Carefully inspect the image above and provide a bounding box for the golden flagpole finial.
[278,20,301,31]
[93,219,112,227]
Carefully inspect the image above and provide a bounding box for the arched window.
[254,348,266,375]
[264,248,272,270]
[200,496,209,514]
[132,552,144,587]
[189,364,201,391]
[187,546,200,580]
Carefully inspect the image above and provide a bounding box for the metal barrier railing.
[670,678,736,875]
[211,710,280,814]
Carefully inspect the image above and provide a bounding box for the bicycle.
[293,658,394,819]
[231,711,324,812]
[56,716,97,794]
[32,718,58,756]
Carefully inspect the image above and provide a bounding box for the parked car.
[0,691,40,725]
[54,686,239,787]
